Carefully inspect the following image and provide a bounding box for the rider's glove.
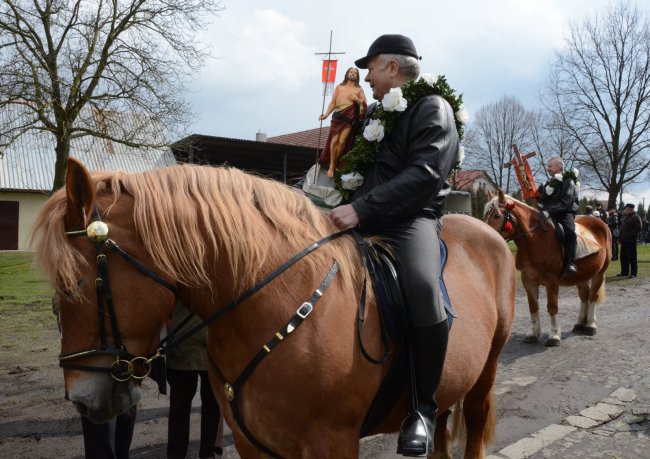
[541,210,550,221]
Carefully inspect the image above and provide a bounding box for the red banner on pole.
[322,60,337,83]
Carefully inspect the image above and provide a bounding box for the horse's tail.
[483,390,497,444]
[450,400,465,443]
[449,390,496,445]
[596,278,606,304]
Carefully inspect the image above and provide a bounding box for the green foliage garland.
[334,75,465,202]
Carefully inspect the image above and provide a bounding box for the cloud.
[184,0,623,140]
[196,9,317,91]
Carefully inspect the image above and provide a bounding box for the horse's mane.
[32,165,362,296]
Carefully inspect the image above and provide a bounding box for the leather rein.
[60,207,388,386]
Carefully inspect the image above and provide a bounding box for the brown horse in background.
[32,158,515,458]
[484,189,610,347]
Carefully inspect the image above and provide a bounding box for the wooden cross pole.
[313,31,345,180]
[503,144,540,201]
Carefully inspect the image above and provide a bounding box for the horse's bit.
[60,207,178,381]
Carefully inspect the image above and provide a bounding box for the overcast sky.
[185,0,649,205]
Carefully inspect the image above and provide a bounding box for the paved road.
[358,277,650,459]
[2,279,648,458]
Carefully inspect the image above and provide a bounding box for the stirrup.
[396,411,434,457]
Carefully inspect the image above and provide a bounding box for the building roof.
[0,105,177,192]
[450,170,497,191]
[267,126,331,149]
[171,133,320,183]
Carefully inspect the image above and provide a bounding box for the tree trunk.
[51,137,71,194]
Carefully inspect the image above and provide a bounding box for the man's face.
[625,207,634,215]
[547,162,562,176]
[364,56,394,101]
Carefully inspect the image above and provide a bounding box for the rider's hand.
[541,210,550,221]
[328,204,360,230]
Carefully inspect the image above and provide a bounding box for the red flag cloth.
[322,60,338,83]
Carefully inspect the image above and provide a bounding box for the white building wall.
[0,191,49,250]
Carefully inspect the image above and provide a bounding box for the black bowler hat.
[355,34,421,69]
[624,203,635,209]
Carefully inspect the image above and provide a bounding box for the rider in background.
[538,156,579,274]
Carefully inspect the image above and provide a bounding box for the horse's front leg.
[521,272,541,344]
[544,282,561,347]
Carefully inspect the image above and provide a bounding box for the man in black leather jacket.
[538,156,579,274]
[328,34,459,457]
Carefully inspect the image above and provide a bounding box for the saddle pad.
[576,223,601,260]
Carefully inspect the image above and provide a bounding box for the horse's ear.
[497,188,506,203]
[65,158,95,229]
[487,191,494,201]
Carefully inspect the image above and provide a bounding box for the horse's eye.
[494,214,500,219]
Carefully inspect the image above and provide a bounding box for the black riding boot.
[397,320,449,457]
[565,231,578,274]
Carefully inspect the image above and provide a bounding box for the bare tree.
[544,0,650,209]
[0,0,223,192]
[463,95,536,193]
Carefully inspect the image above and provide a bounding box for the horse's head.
[33,158,177,422]
[484,189,544,242]
[483,189,519,239]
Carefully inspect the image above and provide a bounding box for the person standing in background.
[617,203,642,279]
[166,303,224,459]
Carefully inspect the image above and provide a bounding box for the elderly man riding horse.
[538,156,579,274]
[327,34,459,457]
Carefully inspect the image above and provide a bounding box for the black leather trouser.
[363,216,447,327]
[554,213,577,263]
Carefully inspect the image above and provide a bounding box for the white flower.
[455,106,470,124]
[553,173,563,181]
[572,168,579,178]
[381,87,408,112]
[457,145,465,165]
[341,172,364,190]
[363,119,385,142]
[546,185,554,195]
[420,73,439,87]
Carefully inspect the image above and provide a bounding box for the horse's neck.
[512,204,563,268]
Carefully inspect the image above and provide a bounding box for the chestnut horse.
[33,158,515,458]
[484,189,610,347]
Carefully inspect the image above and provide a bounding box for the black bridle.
[60,207,179,381]
[487,200,544,242]
[60,207,386,384]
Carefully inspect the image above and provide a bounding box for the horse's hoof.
[545,337,561,347]
[523,335,539,344]
[584,326,597,336]
[572,324,586,334]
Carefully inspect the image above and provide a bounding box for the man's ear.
[388,59,401,77]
